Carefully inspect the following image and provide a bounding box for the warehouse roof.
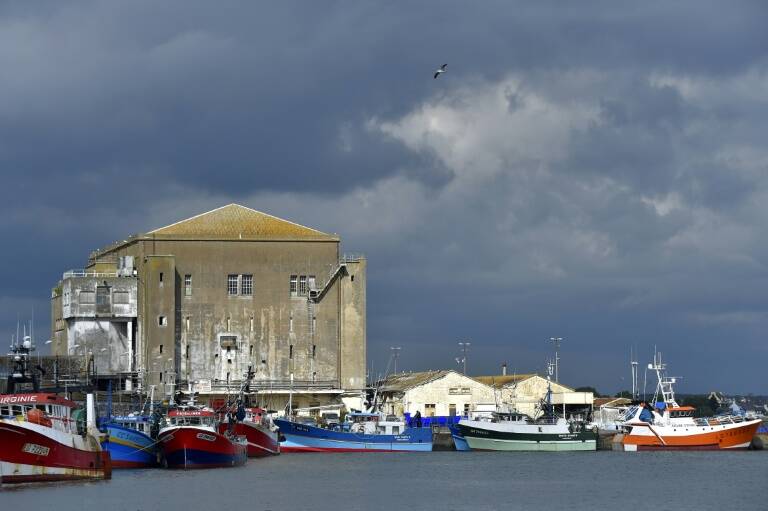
[377,370,455,392]
[146,203,336,240]
[472,374,537,388]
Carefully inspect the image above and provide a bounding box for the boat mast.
[630,346,639,400]
[649,351,680,408]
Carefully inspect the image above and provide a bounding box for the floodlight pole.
[548,337,563,383]
[458,341,471,375]
[390,346,401,374]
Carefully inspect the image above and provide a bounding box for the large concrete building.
[50,204,366,411]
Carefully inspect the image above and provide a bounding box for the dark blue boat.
[275,412,432,452]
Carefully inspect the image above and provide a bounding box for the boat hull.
[102,423,158,468]
[457,423,597,452]
[0,419,111,484]
[275,419,433,452]
[448,424,471,451]
[159,427,247,469]
[620,419,761,451]
[218,421,280,457]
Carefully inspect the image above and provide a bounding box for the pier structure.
[49,204,366,412]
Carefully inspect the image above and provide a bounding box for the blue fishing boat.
[275,412,432,452]
[101,414,159,468]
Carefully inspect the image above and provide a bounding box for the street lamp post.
[547,337,563,383]
[458,341,471,375]
[390,347,401,374]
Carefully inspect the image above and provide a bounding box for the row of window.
[179,273,321,298]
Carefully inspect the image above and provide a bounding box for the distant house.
[377,370,497,417]
[474,374,594,419]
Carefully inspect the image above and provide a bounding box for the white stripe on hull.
[465,437,596,452]
[248,441,279,454]
[1,461,104,483]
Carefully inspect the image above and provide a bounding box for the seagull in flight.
[433,63,447,79]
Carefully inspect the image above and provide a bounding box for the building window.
[289,315,293,333]
[113,291,129,304]
[241,274,253,296]
[96,285,111,315]
[312,344,316,358]
[289,344,293,360]
[184,275,192,296]
[311,316,316,335]
[249,345,254,356]
[186,316,190,331]
[289,275,297,297]
[299,275,307,296]
[425,404,436,417]
[158,316,167,327]
[227,275,238,295]
[160,372,163,382]
[308,275,316,290]
[159,344,163,354]
[463,403,470,416]
[448,404,457,417]
[159,272,164,283]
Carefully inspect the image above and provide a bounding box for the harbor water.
[3,451,767,510]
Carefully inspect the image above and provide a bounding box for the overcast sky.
[1,1,767,394]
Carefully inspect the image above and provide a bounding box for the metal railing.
[62,269,118,279]
[205,379,341,393]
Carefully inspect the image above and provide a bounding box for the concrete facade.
[51,204,366,409]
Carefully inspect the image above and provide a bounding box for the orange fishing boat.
[618,353,760,451]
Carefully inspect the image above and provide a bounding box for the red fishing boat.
[0,340,111,484]
[219,407,280,457]
[158,404,247,469]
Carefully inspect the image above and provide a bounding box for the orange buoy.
[27,408,53,427]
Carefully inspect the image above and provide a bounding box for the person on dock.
[413,410,422,428]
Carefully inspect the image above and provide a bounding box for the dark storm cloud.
[1,1,767,392]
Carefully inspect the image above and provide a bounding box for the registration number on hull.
[22,443,50,456]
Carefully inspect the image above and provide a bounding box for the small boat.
[616,353,762,451]
[0,338,111,484]
[219,407,280,457]
[275,412,433,452]
[158,400,247,469]
[101,414,159,468]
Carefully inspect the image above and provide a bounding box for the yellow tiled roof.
[472,374,537,388]
[147,204,336,240]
